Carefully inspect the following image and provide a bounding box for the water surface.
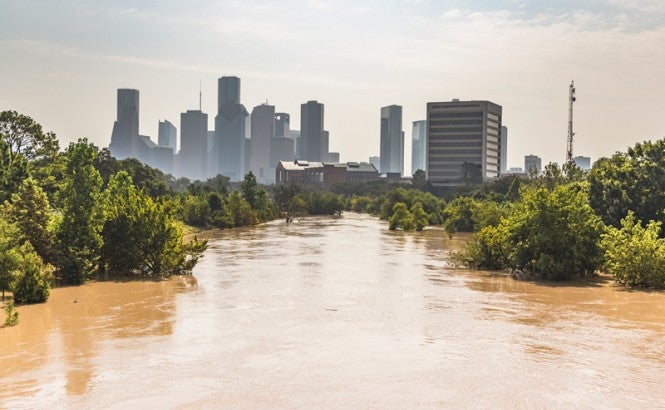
[2,213,664,408]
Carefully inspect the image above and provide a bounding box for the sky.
[1,0,664,171]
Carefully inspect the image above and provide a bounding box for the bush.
[13,244,52,304]
[458,185,605,280]
[601,212,665,288]
[4,301,19,326]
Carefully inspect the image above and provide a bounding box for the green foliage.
[7,178,53,262]
[4,301,19,326]
[307,192,345,216]
[588,140,665,228]
[0,218,22,298]
[601,212,665,288]
[377,187,443,224]
[411,203,429,231]
[13,243,52,304]
[388,202,414,231]
[349,195,372,213]
[459,185,604,280]
[100,171,207,277]
[54,140,104,284]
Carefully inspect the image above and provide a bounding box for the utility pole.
[566,81,576,163]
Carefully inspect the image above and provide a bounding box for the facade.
[426,100,502,186]
[380,105,404,175]
[524,154,542,174]
[276,160,379,187]
[573,155,591,170]
[270,137,295,167]
[179,110,208,181]
[500,126,508,174]
[151,146,174,175]
[109,88,141,160]
[411,120,427,175]
[275,112,290,137]
[288,130,301,158]
[326,152,340,162]
[158,119,177,152]
[250,103,276,183]
[368,156,380,171]
[215,76,248,181]
[301,100,326,161]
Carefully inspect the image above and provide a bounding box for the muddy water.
[1,213,664,408]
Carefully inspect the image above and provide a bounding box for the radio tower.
[566,80,576,163]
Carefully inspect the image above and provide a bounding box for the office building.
[573,156,591,170]
[426,100,502,186]
[380,105,404,175]
[301,100,326,161]
[411,120,427,175]
[275,113,290,137]
[250,103,276,182]
[179,110,208,181]
[524,154,542,174]
[158,120,177,152]
[109,89,141,160]
[276,160,379,188]
[215,76,248,181]
[500,126,508,174]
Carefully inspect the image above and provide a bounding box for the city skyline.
[2,1,665,171]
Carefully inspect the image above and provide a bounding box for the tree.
[601,212,665,288]
[588,140,665,228]
[0,219,21,298]
[101,171,207,277]
[412,169,429,191]
[54,140,104,284]
[0,110,58,162]
[0,138,29,202]
[459,185,605,280]
[13,243,52,304]
[389,202,414,231]
[4,300,19,326]
[411,202,429,231]
[8,178,53,262]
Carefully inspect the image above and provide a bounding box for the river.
[1,213,664,408]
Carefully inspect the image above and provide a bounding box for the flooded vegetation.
[2,213,664,408]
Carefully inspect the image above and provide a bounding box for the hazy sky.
[1,0,664,171]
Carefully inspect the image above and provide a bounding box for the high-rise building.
[158,119,177,152]
[250,103,275,182]
[380,105,404,175]
[109,88,141,160]
[426,100,502,186]
[301,100,326,161]
[275,113,290,137]
[524,154,542,174]
[411,120,427,175]
[500,126,508,174]
[215,76,248,181]
[270,137,295,168]
[179,110,208,181]
[573,155,591,170]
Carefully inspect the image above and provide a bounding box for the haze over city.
[2,0,665,170]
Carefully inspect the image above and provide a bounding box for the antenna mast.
[566,80,576,163]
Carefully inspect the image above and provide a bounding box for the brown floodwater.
[1,213,664,408]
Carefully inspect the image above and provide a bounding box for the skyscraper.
[411,120,427,175]
[380,105,404,175]
[500,126,508,174]
[215,76,248,181]
[109,88,140,160]
[301,100,326,161]
[158,119,177,151]
[250,103,275,182]
[274,113,290,137]
[524,154,542,174]
[179,110,208,181]
[573,155,591,170]
[426,100,502,186]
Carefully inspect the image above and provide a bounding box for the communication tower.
[566,81,576,163]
